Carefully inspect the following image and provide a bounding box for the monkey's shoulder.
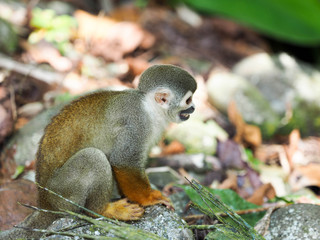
[73,89,142,107]
[56,90,142,115]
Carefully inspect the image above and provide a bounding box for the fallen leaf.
[218,172,238,191]
[162,140,185,155]
[228,101,261,148]
[21,40,73,72]
[109,4,141,22]
[217,139,245,169]
[74,10,155,61]
[246,183,276,205]
[122,57,150,83]
[254,144,291,175]
[285,129,320,167]
[126,57,150,76]
[289,163,320,191]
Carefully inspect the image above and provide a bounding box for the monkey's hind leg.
[46,147,144,221]
[47,148,114,213]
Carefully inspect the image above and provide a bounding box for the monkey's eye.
[186,96,192,105]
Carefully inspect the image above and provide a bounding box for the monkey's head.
[138,64,197,123]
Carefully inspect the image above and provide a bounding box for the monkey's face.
[175,90,195,122]
[153,88,195,123]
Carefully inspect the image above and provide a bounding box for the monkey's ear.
[154,89,172,107]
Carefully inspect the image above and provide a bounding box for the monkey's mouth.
[179,106,195,121]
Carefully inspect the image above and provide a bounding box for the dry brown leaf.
[255,144,291,175]
[228,101,261,147]
[109,5,141,22]
[246,183,276,205]
[289,163,320,191]
[74,10,155,61]
[21,41,73,72]
[125,57,150,76]
[285,129,300,168]
[162,140,185,155]
[123,57,150,83]
[218,172,238,191]
[285,129,320,168]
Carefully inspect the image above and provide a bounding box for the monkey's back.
[36,90,144,209]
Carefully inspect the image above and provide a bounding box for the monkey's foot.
[140,190,175,211]
[101,198,144,221]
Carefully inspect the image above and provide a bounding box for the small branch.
[0,53,65,84]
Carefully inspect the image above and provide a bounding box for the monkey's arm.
[109,125,172,208]
[113,166,172,208]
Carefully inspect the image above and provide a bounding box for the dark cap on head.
[138,65,197,96]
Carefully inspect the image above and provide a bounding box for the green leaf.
[180,185,265,226]
[245,149,261,172]
[51,15,77,30]
[29,8,77,48]
[11,165,25,179]
[181,0,320,45]
[30,8,56,29]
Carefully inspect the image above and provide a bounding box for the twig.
[0,53,64,84]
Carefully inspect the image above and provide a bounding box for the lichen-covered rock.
[43,205,194,240]
[265,204,320,240]
[132,205,193,240]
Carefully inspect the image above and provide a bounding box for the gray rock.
[43,205,194,240]
[132,205,193,240]
[4,104,65,166]
[146,166,183,189]
[265,204,320,240]
[207,71,279,138]
[208,52,320,137]
[233,53,320,136]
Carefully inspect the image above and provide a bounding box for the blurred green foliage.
[245,149,262,172]
[29,8,77,53]
[180,0,320,46]
[0,18,18,54]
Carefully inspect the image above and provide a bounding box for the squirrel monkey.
[0,64,197,239]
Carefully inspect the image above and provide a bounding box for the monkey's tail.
[0,211,58,240]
